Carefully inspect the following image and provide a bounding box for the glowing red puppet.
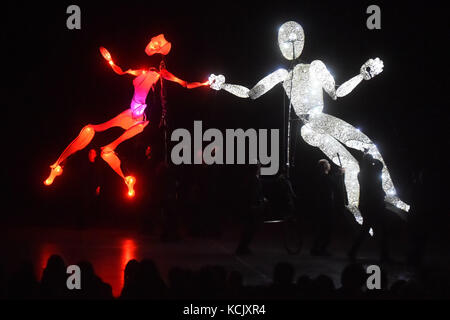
[44,34,208,198]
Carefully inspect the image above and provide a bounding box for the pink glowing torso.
[130,69,160,116]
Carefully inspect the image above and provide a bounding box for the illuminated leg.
[100,121,149,197]
[301,123,363,225]
[44,109,140,186]
[310,113,409,212]
[44,125,95,185]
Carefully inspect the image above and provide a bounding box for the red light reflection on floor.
[119,238,137,296]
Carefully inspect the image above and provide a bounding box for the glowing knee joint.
[80,125,96,140]
[125,176,136,198]
[100,148,114,161]
[82,125,94,133]
[44,164,63,186]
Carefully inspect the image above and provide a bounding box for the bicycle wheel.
[283,215,303,254]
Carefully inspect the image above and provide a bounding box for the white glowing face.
[278,21,304,60]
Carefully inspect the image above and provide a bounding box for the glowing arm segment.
[209,68,288,99]
[160,69,209,89]
[186,81,210,89]
[125,69,147,76]
[99,47,146,76]
[248,68,289,99]
[336,75,364,97]
[222,84,251,98]
[208,74,250,98]
[336,58,384,97]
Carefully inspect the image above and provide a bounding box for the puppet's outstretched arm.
[209,69,289,99]
[159,69,209,89]
[99,47,146,76]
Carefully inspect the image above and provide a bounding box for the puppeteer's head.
[318,159,331,175]
[278,21,304,60]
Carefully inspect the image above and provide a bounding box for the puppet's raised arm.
[99,47,146,76]
[310,58,383,99]
[335,58,384,97]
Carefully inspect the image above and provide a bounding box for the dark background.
[2,1,447,228]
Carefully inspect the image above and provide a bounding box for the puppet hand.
[360,58,384,80]
[209,74,225,90]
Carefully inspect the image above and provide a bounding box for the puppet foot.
[44,164,63,186]
[125,176,136,198]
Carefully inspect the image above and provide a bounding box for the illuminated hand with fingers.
[360,58,384,80]
[209,74,226,90]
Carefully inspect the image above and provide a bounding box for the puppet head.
[278,21,304,60]
[145,34,172,56]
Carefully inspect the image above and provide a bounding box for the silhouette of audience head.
[313,274,335,296]
[137,259,167,298]
[74,260,113,299]
[40,254,67,299]
[340,263,366,296]
[124,259,140,287]
[273,262,295,286]
[296,275,313,291]
[1,255,448,299]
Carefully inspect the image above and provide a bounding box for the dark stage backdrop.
[2,1,447,225]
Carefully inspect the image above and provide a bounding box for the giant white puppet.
[209,21,409,224]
